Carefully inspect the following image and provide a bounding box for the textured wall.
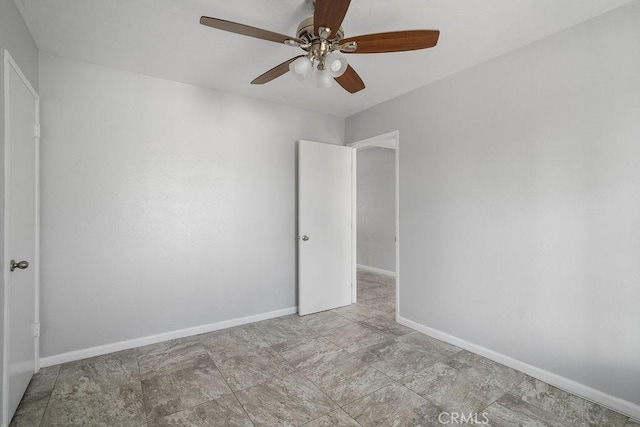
[357,147,395,272]
[39,53,344,357]
[347,2,640,408]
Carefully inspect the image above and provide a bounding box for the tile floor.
[11,270,639,426]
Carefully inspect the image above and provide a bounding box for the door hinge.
[34,124,41,138]
[32,323,40,337]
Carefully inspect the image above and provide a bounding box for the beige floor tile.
[151,394,252,427]
[51,349,140,401]
[216,347,294,391]
[397,331,463,357]
[255,315,315,346]
[42,381,145,427]
[359,315,413,338]
[273,336,346,371]
[297,310,355,333]
[138,339,209,380]
[199,327,266,363]
[510,377,629,427]
[321,322,388,353]
[343,383,442,427]
[14,365,60,417]
[142,358,231,421]
[236,373,338,426]
[483,392,572,427]
[300,352,393,405]
[304,409,360,426]
[9,406,47,427]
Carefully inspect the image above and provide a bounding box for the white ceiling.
[17,0,634,117]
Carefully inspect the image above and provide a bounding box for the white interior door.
[3,51,39,424]
[298,140,354,316]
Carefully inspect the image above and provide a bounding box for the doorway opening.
[348,131,399,321]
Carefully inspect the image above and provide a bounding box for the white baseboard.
[357,264,396,277]
[40,306,298,368]
[397,316,640,421]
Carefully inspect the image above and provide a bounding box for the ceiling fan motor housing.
[296,17,346,69]
[296,17,344,45]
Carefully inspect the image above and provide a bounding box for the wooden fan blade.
[251,56,304,85]
[200,16,303,45]
[341,30,440,54]
[334,65,365,94]
[314,0,351,39]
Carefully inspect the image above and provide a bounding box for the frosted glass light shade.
[325,51,348,77]
[289,57,312,81]
[316,68,333,88]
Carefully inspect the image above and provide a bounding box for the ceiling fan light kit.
[289,56,313,81]
[289,51,347,87]
[326,51,348,77]
[200,0,440,94]
[316,67,334,88]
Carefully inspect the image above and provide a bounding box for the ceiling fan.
[200,0,440,94]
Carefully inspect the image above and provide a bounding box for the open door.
[3,50,39,424]
[298,140,354,316]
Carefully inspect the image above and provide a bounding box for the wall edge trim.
[40,306,298,367]
[397,316,640,420]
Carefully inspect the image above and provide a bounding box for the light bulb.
[316,67,333,88]
[325,51,348,77]
[289,57,312,81]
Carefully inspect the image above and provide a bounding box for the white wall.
[1,0,39,418]
[39,53,344,358]
[0,1,39,91]
[357,147,395,272]
[347,1,640,412]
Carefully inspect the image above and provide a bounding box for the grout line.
[135,345,149,426]
[293,343,397,421]
[208,350,257,427]
[138,340,209,380]
[36,364,62,426]
[230,390,257,427]
[274,275,399,425]
[505,376,529,398]
[473,377,538,425]
[297,367,341,408]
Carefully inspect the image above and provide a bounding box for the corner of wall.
[397,316,640,420]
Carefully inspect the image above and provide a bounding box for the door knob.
[10,260,29,272]
[301,235,309,241]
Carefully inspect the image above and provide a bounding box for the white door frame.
[348,130,400,320]
[3,49,40,425]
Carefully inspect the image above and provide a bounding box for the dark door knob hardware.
[10,260,29,272]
